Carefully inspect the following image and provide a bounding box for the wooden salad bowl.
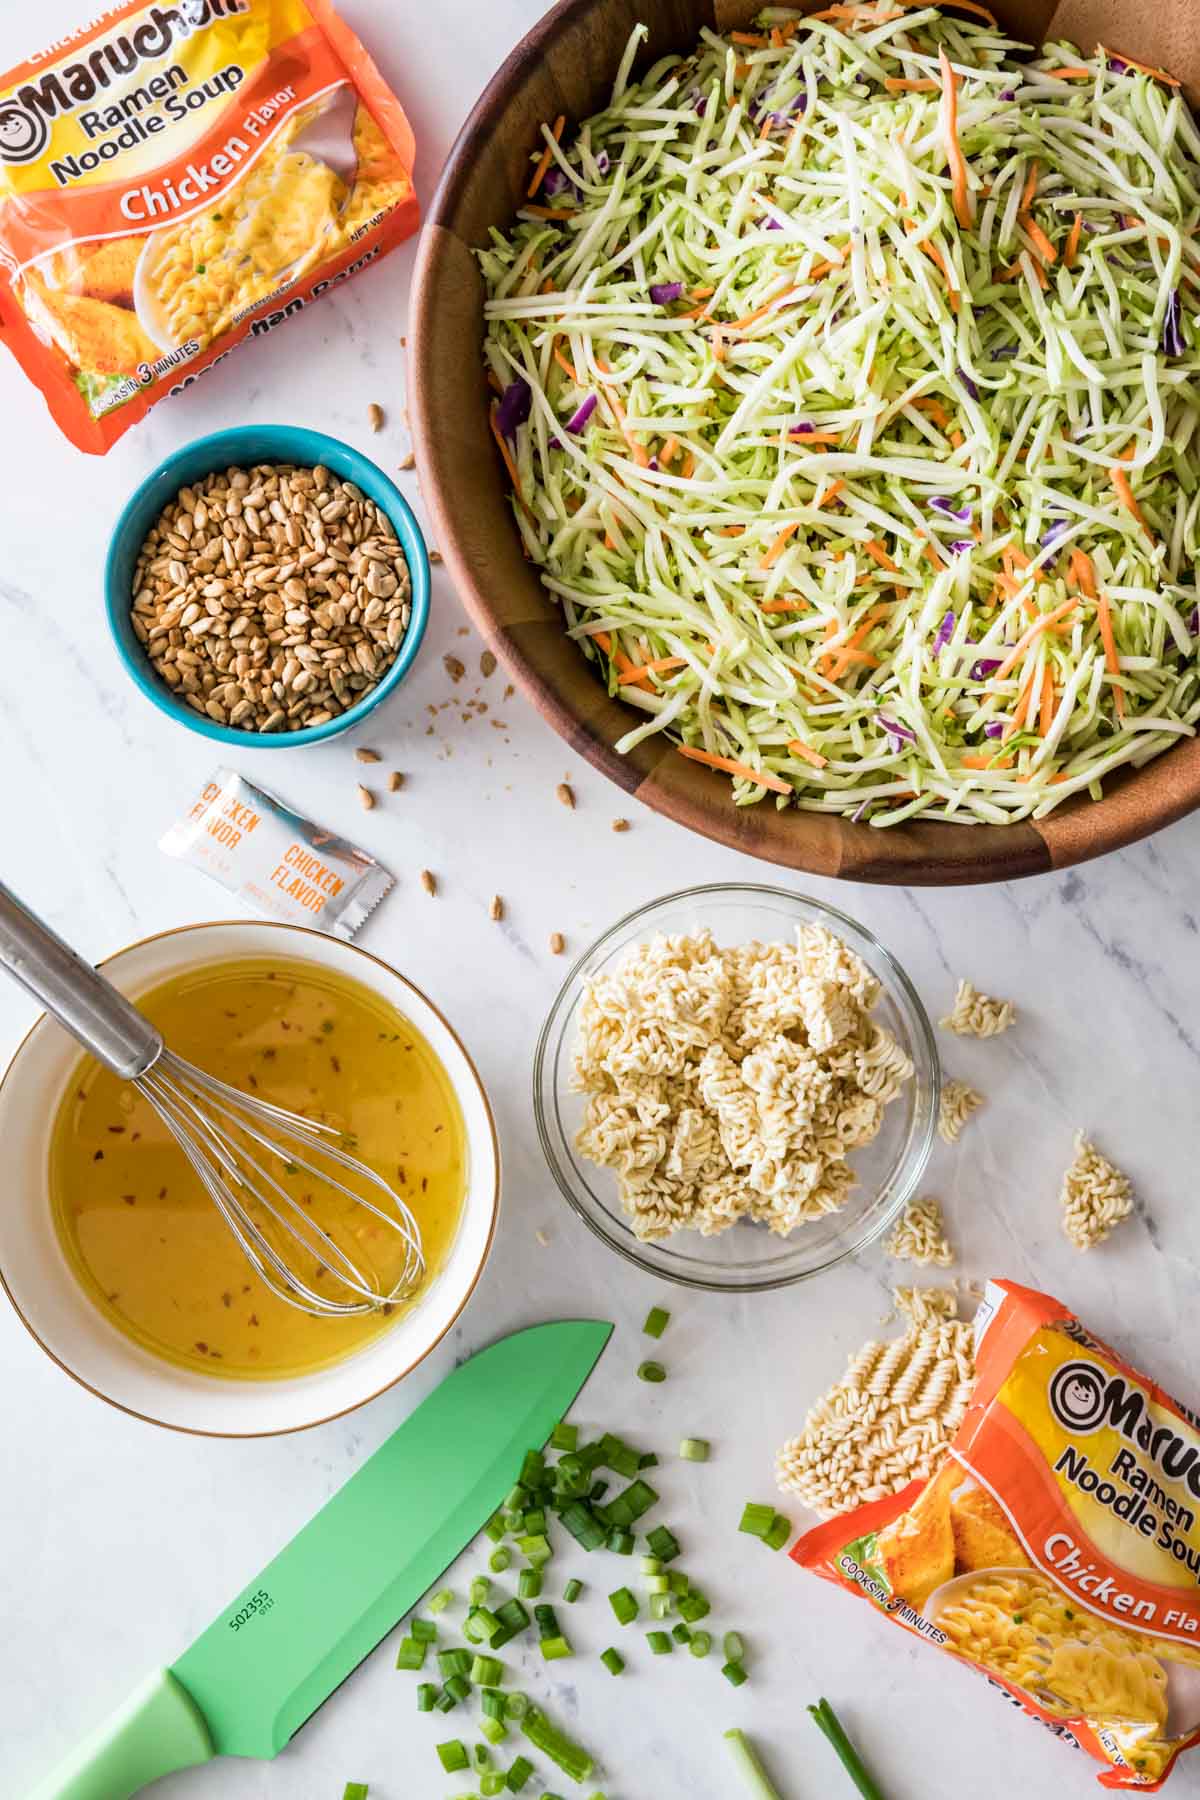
[410,0,1200,885]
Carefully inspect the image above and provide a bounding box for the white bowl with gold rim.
[0,920,500,1437]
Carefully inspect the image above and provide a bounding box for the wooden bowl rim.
[411,0,1200,885]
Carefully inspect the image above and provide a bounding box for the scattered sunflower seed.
[420,869,437,896]
[480,650,497,678]
[549,932,565,955]
[357,785,375,811]
[399,453,416,471]
[367,402,384,433]
[387,770,405,792]
[612,818,630,832]
[489,895,504,921]
[535,1229,551,1247]
[132,463,413,735]
[430,550,443,565]
[444,654,465,683]
[556,782,575,810]
[355,747,381,764]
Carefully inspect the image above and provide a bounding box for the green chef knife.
[28,1318,612,1800]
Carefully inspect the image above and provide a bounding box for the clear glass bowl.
[533,883,939,1292]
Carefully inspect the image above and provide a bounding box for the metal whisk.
[0,882,424,1317]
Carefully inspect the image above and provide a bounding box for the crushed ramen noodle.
[1062,1132,1136,1251]
[939,1077,984,1144]
[571,925,912,1241]
[893,1286,961,1329]
[793,1280,1200,1789]
[940,979,1016,1039]
[885,1196,954,1268]
[0,1,418,451]
[775,1305,974,1518]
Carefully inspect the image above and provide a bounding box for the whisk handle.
[0,881,163,1079]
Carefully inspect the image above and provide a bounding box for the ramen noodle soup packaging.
[161,766,393,935]
[0,0,418,451]
[793,1280,1200,1788]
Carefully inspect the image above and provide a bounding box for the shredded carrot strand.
[486,370,504,396]
[488,405,534,520]
[552,345,579,381]
[680,453,696,479]
[760,521,800,569]
[994,600,1077,680]
[718,524,745,537]
[619,655,689,687]
[938,48,973,230]
[1098,44,1180,86]
[862,538,899,573]
[1064,212,1083,268]
[725,283,798,334]
[912,396,952,428]
[1020,159,1039,212]
[1111,466,1151,537]
[885,76,938,91]
[527,114,566,199]
[690,284,715,300]
[961,752,1014,769]
[1021,214,1058,265]
[1039,668,1055,736]
[815,480,845,508]
[760,596,809,612]
[787,739,828,768]
[1047,65,1093,79]
[659,434,680,466]
[676,744,792,794]
[730,29,768,45]
[603,531,617,551]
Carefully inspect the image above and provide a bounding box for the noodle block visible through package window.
[0,0,418,452]
[792,1281,1200,1789]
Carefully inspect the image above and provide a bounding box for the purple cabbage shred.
[933,611,956,653]
[972,658,1002,680]
[496,379,531,441]
[789,421,815,435]
[1041,519,1070,548]
[984,722,1006,739]
[566,392,598,433]
[1163,290,1186,358]
[957,367,979,401]
[650,280,683,304]
[878,714,917,745]
[950,539,974,554]
[931,497,971,523]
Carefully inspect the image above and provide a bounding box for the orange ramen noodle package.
[794,1280,1200,1789]
[0,0,418,451]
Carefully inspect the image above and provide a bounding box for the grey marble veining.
[3,1,1200,1795]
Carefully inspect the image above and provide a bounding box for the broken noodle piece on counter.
[792,1281,1200,1788]
[885,1196,955,1268]
[571,924,912,1240]
[1061,1130,1136,1249]
[893,1286,961,1329]
[938,1078,984,1144]
[940,980,1016,1039]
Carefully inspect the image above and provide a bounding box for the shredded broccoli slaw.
[479,3,1200,825]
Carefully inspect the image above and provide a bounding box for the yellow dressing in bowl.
[48,956,466,1380]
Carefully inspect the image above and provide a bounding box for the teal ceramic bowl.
[105,424,430,747]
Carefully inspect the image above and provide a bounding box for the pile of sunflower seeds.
[130,462,412,732]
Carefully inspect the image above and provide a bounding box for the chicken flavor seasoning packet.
[0,0,418,451]
[794,1280,1200,1789]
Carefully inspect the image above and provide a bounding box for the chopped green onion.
[763,1512,792,1553]
[638,1453,658,1470]
[645,1525,680,1563]
[589,1478,610,1502]
[518,1569,543,1599]
[438,1649,473,1679]
[602,1478,658,1527]
[534,1602,560,1638]
[520,1704,596,1784]
[517,1533,552,1565]
[429,1588,454,1614]
[554,1456,590,1499]
[672,1623,692,1644]
[609,1586,638,1625]
[484,1512,507,1543]
[474,1744,492,1771]
[649,1593,673,1621]
[601,1647,625,1675]
[471,1655,504,1688]
[410,1617,437,1642]
[637,1360,666,1383]
[561,1501,607,1551]
[481,1716,509,1749]
[540,1634,573,1660]
[505,1483,529,1512]
[647,1630,672,1655]
[463,1608,501,1645]
[482,1689,507,1720]
[504,1693,530,1722]
[564,1578,584,1604]
[493,1599,531,1637]
[724,1632,746,1663]
[678,1590,711,1624]
[606,1527,635,1555]
[519,1449,545,1488]
[639,1556,662,1576]
[724,1728,784,1800]
[435,1687,459,1713]
[739,1503,776,1538]
[646,1574,670,1596]
[521,1507,547,1535]
[722,1661,748,1688]
[490,1548,512,1574]
[417,1682,438,1711]
[394,1636,426,1671]
[598,1433,641,1478]
[444,1673,472,1703]
[437,1740,469,1773]
[551,1421,578,1452]
[680,1437,710,1462]
[481,1774,506,1797]
[343,1783,368,1798]
[689,1631,712,1658]
[470,1577,491,1607]
[643,1306,670,1338]
[669,1571,689,1595]
[506,1753,535,1791]
[808,1698,886,1800]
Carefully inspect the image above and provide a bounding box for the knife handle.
[26,1669,214,1800]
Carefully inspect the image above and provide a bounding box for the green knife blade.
[28,1319,612,1800]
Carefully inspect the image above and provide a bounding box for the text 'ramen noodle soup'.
[793,1280,1200,1789]
[0,0,418,452]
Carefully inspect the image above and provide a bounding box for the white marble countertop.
[3,2,1200,1796]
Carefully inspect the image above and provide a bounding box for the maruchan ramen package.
[0,0,418,451]
[793,1280,1200,1789]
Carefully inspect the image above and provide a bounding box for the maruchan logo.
[1048,1358,1200,1502]
[1049,1361,1111,1434]
[0,103,48,164]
